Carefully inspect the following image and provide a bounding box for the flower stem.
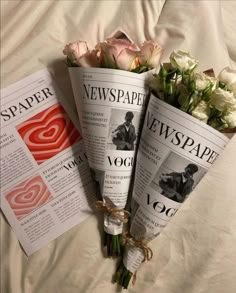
[104,232,123,257]
[113,260,133,289]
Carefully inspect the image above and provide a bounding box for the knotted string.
[95,200,130,223]
[122,231,153,285]
[122,231,153,261]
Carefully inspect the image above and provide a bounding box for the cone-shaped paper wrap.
[116,93,229,285]
[69,67,150,253]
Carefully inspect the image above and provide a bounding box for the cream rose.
[224,111,236,128]
[192,100,209,123]
[170,50,198,72]
[210,88,236,111]
[194,72,217,91]
[218,67,236,95]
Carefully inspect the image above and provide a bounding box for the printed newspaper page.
[69,67,149,234]
[124,94,229,273]
[0,70,96,255]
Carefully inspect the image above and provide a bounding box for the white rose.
[210,88,236,111]
[192,101,209,123]
[194,72,217,91]
[224,111,236,128]
[170,50,198,71]
[218,67,236,95]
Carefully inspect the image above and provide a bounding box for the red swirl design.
[17,104,81,164]
[5,175,52,219]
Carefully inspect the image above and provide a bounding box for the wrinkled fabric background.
[1,1,236,292]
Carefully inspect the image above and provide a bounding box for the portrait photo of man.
[111,111,136,151]
[159,163,199,203]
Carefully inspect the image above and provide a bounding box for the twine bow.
[95,201,130,223]
[122,231,153,262]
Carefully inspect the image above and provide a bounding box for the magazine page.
[0,70,96,255]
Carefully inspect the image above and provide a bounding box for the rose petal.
[210,88,236,111]
[225,111,236,128]
[78,50,101,68]
[63,41,88,63]
[96,42,118,68]
[218,67,236,95]
[106,38,139,55]
[170,50,198,71]
[139,41,163,69]
[192,101,209,123]
[139,41,153,64]
[116,48,139,71]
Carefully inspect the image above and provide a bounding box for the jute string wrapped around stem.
[95,201,130,223]
[122,231,153,285]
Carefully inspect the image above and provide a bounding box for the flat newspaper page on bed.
[0,70,96,255]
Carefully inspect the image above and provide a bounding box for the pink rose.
[116,48,140,71]
[139,41,163,69]
[63,41,88,63]
[63,41,100,67]
[77,49,101,68]
[97,38,140,70]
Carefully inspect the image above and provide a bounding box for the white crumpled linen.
[1,1,236,292]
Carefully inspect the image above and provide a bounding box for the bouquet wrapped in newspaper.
[63,32,163,256]
[114,50,236,288]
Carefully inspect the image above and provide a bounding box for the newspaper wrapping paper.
[123,93,229,273]
[69,67,149,234]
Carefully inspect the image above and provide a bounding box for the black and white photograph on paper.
[150,152,207,203]
[107,109,140,151]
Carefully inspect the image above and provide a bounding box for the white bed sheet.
[1,1,236,292]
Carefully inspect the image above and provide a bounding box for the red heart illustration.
[17,104,81,164]
[42,127,57,138]
[6,175,52,219]
[31,118,65,145]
